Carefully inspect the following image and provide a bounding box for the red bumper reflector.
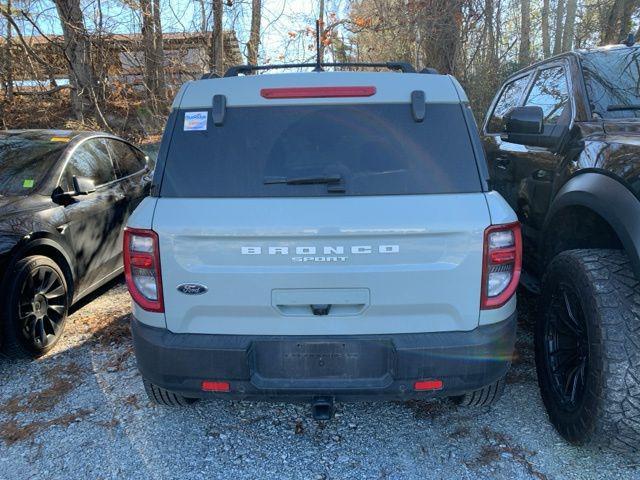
[201,381,230,392]
[414,379,443,391]
[260,86,376,99]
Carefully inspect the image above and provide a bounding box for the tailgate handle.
[310,304,331,316]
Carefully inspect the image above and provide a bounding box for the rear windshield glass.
[160,103,482,197]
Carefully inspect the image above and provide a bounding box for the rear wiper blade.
[264,174,342,185]
[606,104,640,111]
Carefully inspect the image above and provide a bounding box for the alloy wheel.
[17,265,68,349]
[544,283,589,411]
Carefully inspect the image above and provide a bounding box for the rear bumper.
[131,313,517,402]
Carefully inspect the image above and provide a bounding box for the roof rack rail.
[218,62,416,78]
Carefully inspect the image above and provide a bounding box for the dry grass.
[0,362,86,417]
[466,427,547,480]
[0,409,93,446]
[92,314,132,347]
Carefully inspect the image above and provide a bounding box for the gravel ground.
[0,281,638,480]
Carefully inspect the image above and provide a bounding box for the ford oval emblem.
[177,283,208,295]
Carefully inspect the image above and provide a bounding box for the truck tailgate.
[153,194,490,335]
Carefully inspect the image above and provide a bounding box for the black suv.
[482,45,640,452]
[0,130,151,358]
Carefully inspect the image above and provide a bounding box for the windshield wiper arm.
[606,104,640,111]
[264,174,342,185]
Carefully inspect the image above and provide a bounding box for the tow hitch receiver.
[312,397,335,420]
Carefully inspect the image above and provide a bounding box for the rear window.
[160,103,482,197]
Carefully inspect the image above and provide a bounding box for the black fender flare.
[6,233,76,285]
[544,172,640,279]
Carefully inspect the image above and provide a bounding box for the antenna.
[314,19,324,72]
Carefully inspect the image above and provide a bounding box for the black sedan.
[0,130,151,358]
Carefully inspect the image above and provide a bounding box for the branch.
[13,85,75,96]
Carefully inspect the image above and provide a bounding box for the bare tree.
[140,0,166,110]
[486,0,496,66]
[519,0,531,65]
[603,0,626,44]
[246,0,261,65]
[562,0,578,51]
[553,0,566,55]
[542,0,551,58]
[53,0,95,120]
[211,0,224,75]
[152,0,166,101]
[2,0,14,102]
[617,0,638,41]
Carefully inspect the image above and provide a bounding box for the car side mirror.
[503,106,565,149]
[505,106,544,135]
[72,176,96,195]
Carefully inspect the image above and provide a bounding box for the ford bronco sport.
[125,62,521,419]
[482,44,640,452]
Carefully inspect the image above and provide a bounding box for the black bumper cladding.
[131,314,517,402]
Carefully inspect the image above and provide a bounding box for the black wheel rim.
[544,283,589,411]
[18,266,67,349]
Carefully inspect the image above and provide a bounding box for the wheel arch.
[543,172,640,279]
[3,234,76,300]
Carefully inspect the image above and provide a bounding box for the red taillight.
[481,222,522,309]
[260,86,376,99]
[123,228,164,313]
[414,379,443,391]
[201,381,230,392]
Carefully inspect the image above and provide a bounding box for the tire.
[143,378,198,406]
[0,255,70,359]
[452,377,505,407]
[536,249,640,453]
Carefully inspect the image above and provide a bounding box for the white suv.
[124,62,520,419]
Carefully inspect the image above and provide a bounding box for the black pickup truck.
[481,44,640,453]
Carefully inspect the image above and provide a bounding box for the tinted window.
[525,67,571,124]
[108,140,146,178]
[486,76,530,133]
[160,104,482,198]
[62,139,116,190]
[581,48,640,119]
[0,134,66,195]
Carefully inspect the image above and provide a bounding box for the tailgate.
[154,194,490,335]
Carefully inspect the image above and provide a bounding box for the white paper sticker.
[184,111,208,131]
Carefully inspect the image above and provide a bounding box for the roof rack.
[201,62,418,79]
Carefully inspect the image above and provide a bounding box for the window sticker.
[23,179,34,188]
[50,136,71,143]
[184,111,208,131]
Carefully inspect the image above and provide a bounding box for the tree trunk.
[246,0,261,65]
[198,0,207,32]
[152,0,166,101]
[4,0,14,101]
[211,0,224,75]
[603,0,625,44]
[140,0,156,95]
[318,0,325,62]
[541,0,551,58]
[494,0,502,61]
[553,0,565,55]
[53,0,95,121]
[617,0,636,41]
[485,0,496,66]
[561,0,578,52]
[518,0,531,65]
